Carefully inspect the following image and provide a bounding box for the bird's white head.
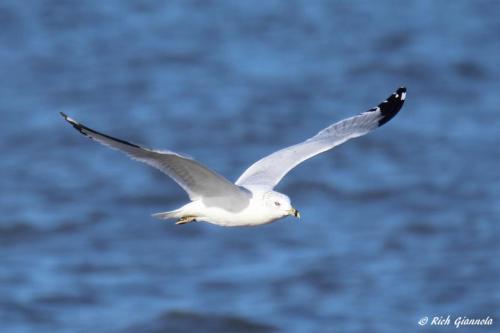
[262,191,300,220]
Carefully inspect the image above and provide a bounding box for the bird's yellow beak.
[290,208,300,219]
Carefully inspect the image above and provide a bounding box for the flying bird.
[61,87,406,227]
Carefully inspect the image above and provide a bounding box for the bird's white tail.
[152,209,182,220]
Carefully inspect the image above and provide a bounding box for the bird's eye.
[274,201,281,207]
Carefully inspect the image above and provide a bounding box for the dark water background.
[1,1,499,332]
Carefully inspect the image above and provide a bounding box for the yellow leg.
[176,216,197,225]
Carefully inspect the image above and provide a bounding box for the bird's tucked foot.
[176,216,197,225]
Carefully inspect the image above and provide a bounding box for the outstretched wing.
[236,87,407,189]
[61,113,249,201]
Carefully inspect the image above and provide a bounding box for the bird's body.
[157,188,294,227]
[61,87,406,227]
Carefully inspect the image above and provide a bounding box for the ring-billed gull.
[61,87,406,227]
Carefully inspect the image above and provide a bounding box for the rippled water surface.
[1,1,499,332]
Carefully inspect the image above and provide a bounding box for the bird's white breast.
[188,195,279,227]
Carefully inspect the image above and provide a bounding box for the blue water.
[1,1,499,332]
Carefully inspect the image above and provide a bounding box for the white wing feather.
[61,113,248,201]
[236,87,407,189]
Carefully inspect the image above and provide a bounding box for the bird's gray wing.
[236,87,407,189]
[61,113,249,201]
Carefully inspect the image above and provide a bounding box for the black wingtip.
[377,86,407,127]
[60,112,76,125]
[60,112,91,138]
[60,113,143,149]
